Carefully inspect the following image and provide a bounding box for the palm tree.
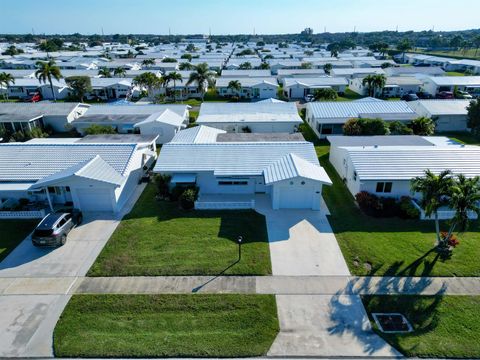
[239,62,252,70]
[362,75,376,97]
[179,62,193,71]
[142,58,155,68]
[113,67,126,77]
[373,74,387,98]
[396,39,412,64]
[133,72,162,99]
[166,72,183,102]
[443,175,480,246]
[409,117,436,135]
[0,72,15,100]
[35,60,62,102]
[411,170,454,245]
[227,80,242,97]
[186,63,216,101]
[98,67,112,78]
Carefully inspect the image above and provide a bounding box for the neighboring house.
[276,69,326,85]
[349,76,422,98]
[421,76,480,97]
[443,59,480,74]
[196,102,303,133]
[305,99,417,138]
[87,78,134,100]
[0,135,157,213]
[221,70,272,78]
[328,135,480,198]
[330,68,385,79]
[408,99,471,132]
[0,102,90,133]
[154,125,332,210]
[216,77,279,99]
[283,77,348,99]
[73,104,189,144]
[6,78,71,100]
[384,66,445,77]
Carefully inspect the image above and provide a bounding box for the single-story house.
[0,102,90,133]
[421,76,480,96]
[349,76,422,98]
[408,99,471,132]
[87,78,134,100]
[73,104,189,143]
[384,66,445,77]
[330,68,385,79]
[328,135,480,198]
[0,135,157,213]
[276,69,326,85]
[6,78,71,100]
[443,59,480,74]
[196,102,303,133]
[283,77,348,99]
[305,99,418,138]
[154,125,332,210]
[216,77,279,100]
[220,70,272,78]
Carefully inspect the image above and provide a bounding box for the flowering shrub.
[441,232,460,248]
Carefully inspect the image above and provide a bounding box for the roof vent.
[374,145,378,148]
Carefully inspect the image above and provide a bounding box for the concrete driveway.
[256,195,401,357]
[0,184,144,358]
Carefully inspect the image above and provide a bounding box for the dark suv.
[32,210,83,247]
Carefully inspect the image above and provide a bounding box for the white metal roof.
[31,155,124,188]
[170,126,226,144]
[427,76,480,86]
[264,153,331,185]
[134,109,185,127]
[345,146,480,180]
[215,77,278,87]
[197,102,302,124]
[408,99,470,116]
[0,143,135,182]
[307,100,416,119]
[284,77,348,88]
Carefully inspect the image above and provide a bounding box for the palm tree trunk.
[173,80,176,102]
[434,212,441,246]
[48,76,57,102]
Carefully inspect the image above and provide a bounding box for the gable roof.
[31,155,124,188]
[134,109,185,127]
[170,125,226,144]
[264,153,331,185]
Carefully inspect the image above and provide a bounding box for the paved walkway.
[0,183,146,358]
[0,276,477,296]
[255,197,399,358]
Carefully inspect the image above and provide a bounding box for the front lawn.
[54,294,279,358]
[314,142,480,277]
[438,131,480,145]
[362,295,480,358]
[0,220,38,262]
[88,184,271,276]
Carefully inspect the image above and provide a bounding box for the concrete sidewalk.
[1,275,478,296]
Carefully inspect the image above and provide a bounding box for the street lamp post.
[237,235,243,261]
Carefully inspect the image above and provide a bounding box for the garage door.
[75,188,114,212]
[278,186,314,209]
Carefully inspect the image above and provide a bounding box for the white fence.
[411,200,478,221]
[0,209,46,219]
[195,200,255,210]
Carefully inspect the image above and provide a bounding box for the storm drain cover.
[372,313,413,333]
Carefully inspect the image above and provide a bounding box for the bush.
[343,118,390,136]
[389,121,414,135]
[180,188,198,210]
[441,232,460,247]
[398,196,420,219]
[153,174,171,197]
[343,118,363,136]
[355,191,400,218]
[170,186,185,202]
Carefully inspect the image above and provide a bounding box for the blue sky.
[2,0,480,35]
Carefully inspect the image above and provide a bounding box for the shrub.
[343,118,362,136]
[358,118,390,135]
[180,188,198,210]
[355,191,382,216]
[84,124,117,135]
[389,121,414,135]
[409,116,435,136]
[398,196,420,219]
[153,174,171,197]
[170,186,185,202]
[441,231,460,247]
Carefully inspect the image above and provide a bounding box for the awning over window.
[171,173,197,184]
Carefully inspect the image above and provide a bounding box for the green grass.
[88,184,271,276]
[54,294,279,358]
[445,71,466,76]
[336,88,364,101]
[415,48,480,60]
[362,295,480,358]
[0,220,37,262]
[310,137,480,277]
[439,131,480,145]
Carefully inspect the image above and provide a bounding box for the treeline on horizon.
[2,28,480,52]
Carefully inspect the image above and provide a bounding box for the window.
[218,179,248,186]
[376,182,393,193]
[48,187,56,194]
[65,186,71,193]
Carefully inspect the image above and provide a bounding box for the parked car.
[455,90,473,99]
[416,91,434,99]
[32,210,83,247]
[23,92,42,103]
[304,94,315,102]
[401,93,419,101]
[436,91,455,99]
